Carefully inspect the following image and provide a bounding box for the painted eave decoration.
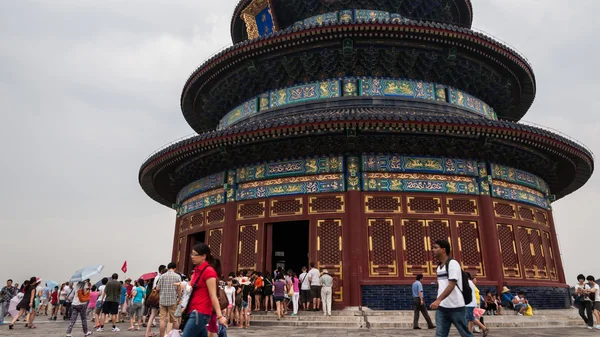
[241,0,277,40]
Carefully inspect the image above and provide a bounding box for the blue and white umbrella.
[46,280,59,289]
[70,264,104,283]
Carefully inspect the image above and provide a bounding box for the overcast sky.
[0,0,597,288]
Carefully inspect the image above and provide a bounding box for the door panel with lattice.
[317,219,343,302]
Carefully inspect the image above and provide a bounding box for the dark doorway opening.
[271,220,309,275]
[185,232,206,276]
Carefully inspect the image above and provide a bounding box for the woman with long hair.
[182,243,228,337]
[9,277,38,329]
[224,278,235,326]
[290,271,300,316]
[263,272,274,313]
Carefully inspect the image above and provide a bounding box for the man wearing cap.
[501,286,514,310]
[319,270,333,316]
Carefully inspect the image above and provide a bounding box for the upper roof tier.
[181,18,535,133]
[231,0,473,43]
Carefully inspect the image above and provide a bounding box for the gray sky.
[0,0,597,287]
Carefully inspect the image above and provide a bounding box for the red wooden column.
[171,216,179,264]
[546,209,567,284]
[221,170,238,276]
[345,155,363,307]
[478,195,503,289]
[346,190,363,306]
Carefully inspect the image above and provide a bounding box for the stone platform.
[248,308,583,329]
[0,322,595,337]
[0,308,586,335]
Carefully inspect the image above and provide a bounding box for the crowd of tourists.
[0,243,336,337]
[7,239,597,337]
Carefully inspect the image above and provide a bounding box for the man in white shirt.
[430,239,473,337]
[299,267,311,311]
[576,274,593,329]
[588,275,600,330]
[307,262,321,311]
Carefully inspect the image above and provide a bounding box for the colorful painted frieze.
[492,180,549,209]
[390,13,407,24]
[259,93,270,111]
[477,162,491,196]
[303,12,338,26]
[360,78,435,101]
[218,98,258,130]
[270,80,340,108]
[236,156,344,183]
[354,9,390,22]
[178,188,226,216]
[177,172,226,204]
[490,163,549,195]
[362,172,479,195]
[449,88,496,120]
[435,84,447,102]
[339,10,353,24]
[226,170,236,202]
[362,155,478,176]
[343,79,358,96]
[345,156,361,191]
[218,78,498,129]
[236,174,345,201]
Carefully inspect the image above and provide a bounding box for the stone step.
[250,319,365,328]
[234,309,584,329]
[250,315,362,322]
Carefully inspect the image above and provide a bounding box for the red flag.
[121,261,128,274]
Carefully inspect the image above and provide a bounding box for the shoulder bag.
[180,266,208,330]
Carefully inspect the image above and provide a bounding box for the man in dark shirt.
[0,279,17,324]
[97,273,123,332]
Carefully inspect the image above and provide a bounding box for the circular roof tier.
[139,107,593,207]
[181,20,534,134]
[230,0,473,43]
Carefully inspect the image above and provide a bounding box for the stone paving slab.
[0,321,597,337]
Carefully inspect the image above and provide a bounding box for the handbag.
[287,282,294,297]
[217,287,229,311]
[146,289,160,307]
[180,266,209,330]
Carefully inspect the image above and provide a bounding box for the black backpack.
[443,258,473,305]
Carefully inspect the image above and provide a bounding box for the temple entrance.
[184,231,206,276]
[268,220,309,275]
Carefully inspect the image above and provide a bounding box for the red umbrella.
[138,272,158,281]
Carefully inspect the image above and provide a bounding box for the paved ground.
[0,321,597,337]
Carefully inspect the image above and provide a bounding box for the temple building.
[139,0,594,309]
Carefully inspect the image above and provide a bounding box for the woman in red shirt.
[181,243,227,337]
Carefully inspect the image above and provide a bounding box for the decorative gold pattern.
[447,198,478,215]
[407,197,442,214]
[365,195,402,213]
[457,221,484,277]
[493,202,516,219]
[207,208,225,224]
[317,219,343,302]
[368,218,398,276]
[497,224,521,278]
[237,201,266,220]
[238,224,258,271]
[309,195,345,213]
[270,198,303,217]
